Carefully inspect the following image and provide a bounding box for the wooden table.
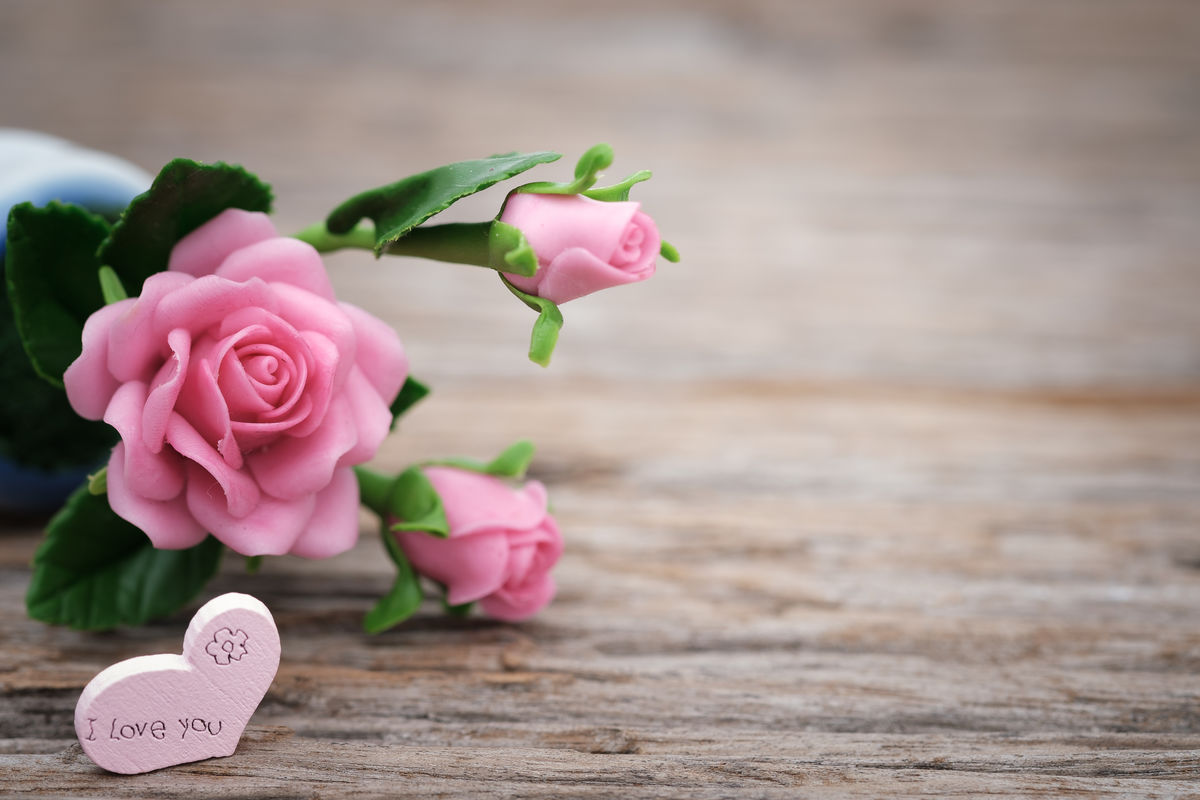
[2,1,1199,796]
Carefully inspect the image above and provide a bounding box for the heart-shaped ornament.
[74,592,280,774]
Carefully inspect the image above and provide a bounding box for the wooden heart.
[74,592,280,774]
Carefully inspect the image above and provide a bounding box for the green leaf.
[0,313,116,470]
[363,545,423,634]
[325,151,561,255]
[387,465,449,538]
[516,143,613,196]
[488,220,538,277]
[389,375,430,429]
[432,440,536,480]
[500,275,563,367]
[26,486,224,630]
[5,202,111,386]
[0,232,116,469]
[98,159,272,295]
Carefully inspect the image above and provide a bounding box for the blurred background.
[4,0,1198,393]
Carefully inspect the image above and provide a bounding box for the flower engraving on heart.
[205,628,249,666]
[75,593,279,774]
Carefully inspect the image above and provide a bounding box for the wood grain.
[2,1,1199,797]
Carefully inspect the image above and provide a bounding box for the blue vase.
[0,129,151,514]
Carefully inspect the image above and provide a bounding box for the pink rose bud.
[500,192,660,304]
[394,467,563,622]
[63,209,409,558]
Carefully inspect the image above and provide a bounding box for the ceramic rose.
[500,192,659,304]
[64,208,407,558]
[394,466,563,621]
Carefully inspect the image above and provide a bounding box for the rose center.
[244,354,280,384]
[236,343,293,401]
[611,225,645,267]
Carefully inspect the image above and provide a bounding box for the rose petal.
[287,330,336,438]
[151,274,278,342]
[165,413,260,517]
[106,442,208,550]
[142,328,191,453]
[174,353,242,470]
[397,528,510,606]
[214,307,312,426]
[534,246,651,304]
[244,394,358,501]
[228,397,312,452]
[167,209,278,277]
[520,516,565,575]
[104,381,186,501]
[63,299,134,420]
[339,301,408,404]
[424,468,549,537]
[334,367,393,469]
[185,462,314,556]
[105,271,195,383]
[216,337,280,417]
[215,236,337,300]
[286,467,360,558]
[501,193,638,265]
[506,541,537,585]
[271,283,356,394]
[479,573,556,622]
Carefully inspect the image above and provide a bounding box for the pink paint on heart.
[74,593,280,774]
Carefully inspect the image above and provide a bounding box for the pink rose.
[64,208,408,558]
[394,466,563,622]
[500,192,659,304]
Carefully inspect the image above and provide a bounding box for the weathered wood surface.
[2,1,1200,797]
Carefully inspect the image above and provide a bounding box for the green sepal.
[516,143,613,197]
[389,375,430,429]
[387,464,449,538]
[354,466,393,518]
[582,170,652,202]
[245,555,263,575]
[325,151,561,256]
[363,527,424,633]
[488,220,538,277]
[515,144,654,203]
[5,202,111,386]
[98,159,272,295]
[483,439,536,478]
[442,596,475,618]
[87,467,107,495]
[431,440,535,480]
[26,485,225,630]
[97,265,128,304]
[500,275,562,367]
[364,558,423,633]
[660,240,681,263]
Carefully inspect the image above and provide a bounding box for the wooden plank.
[3,381,1199,795]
